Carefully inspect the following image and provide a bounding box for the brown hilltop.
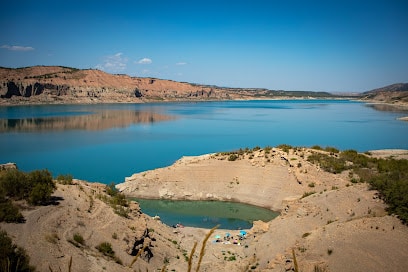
[0,66,265,104]
[0,66,339,105]
[361,83,408,104]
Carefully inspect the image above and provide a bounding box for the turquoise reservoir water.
[133,199,279,229]
[0,100,407,183]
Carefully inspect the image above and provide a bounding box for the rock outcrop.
[0,66,335,105]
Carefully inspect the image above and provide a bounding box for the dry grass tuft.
[292,248,299,272]
[195,224,219,272]
[187,241,197,272]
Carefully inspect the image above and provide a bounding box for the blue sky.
[1,0,407,92]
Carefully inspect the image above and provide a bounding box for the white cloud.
[96,52,128,72]
[1,45,34,51]
[137,58,152,64]
[176,62,187,65]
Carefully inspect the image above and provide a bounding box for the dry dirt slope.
[118,147,408,272]
[1,148,408,271]
[0,180,188,272]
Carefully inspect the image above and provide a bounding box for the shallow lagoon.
[133,198,279,229]
[0,100,407,183]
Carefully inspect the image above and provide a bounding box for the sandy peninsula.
[117,147,408,271]
[2,147,408,272]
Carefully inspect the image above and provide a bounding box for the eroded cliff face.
[0,66,243,104]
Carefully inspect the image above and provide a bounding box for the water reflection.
[0,110,175,132]
[366,103,408,113]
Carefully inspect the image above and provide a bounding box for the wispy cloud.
[1,45,34,51]
[137,58,152,64]
[176,62,187,65]
[96,52,128,72]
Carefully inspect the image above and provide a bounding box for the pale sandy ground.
[2,148,408,272]
[118,147,408,271]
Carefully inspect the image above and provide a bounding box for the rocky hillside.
[0,176,189,272]
[361,83,408,103]
[0,66,334,105]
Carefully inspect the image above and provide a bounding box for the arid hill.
[2,147,407,272]
[0,66,334,105]
[117,147,408,272]
[361,83,408,104]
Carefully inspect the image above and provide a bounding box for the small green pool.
[132,198,279,229]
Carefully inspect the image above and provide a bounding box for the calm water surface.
[133,198,279,229]
[0,100,407,183]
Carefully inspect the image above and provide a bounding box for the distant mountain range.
[0,66,406,105]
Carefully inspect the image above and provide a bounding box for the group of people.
[214,230,247,245]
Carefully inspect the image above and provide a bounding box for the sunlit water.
[0,100,407,183]
[133,198,279,229]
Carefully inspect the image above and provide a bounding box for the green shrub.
[96,242,115,257]
[0,197,24,223]
[56,174,73,185]
[228,154,238,161]
[252,146,261,151]
[113,205,129,218]
[29,182,54,205]
[302,191,316,198]
[0,168,56,222]
[325,146,339,153]
[368,158,408,224]
[73,233,85,245]
[264,146,272,153]
[307,153,347,174]
[27,170,55,205]
[0,230,35,271]
[110,193,128,207]
[277,144,292,153]
[228,255,236,261]
[0,169,30,200]
[311,145,322,150]
[106,182,118,197]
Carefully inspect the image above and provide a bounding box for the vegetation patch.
[0,168,56,223]
[96,241,115,257]
[277,144,292,154]
[0,229,35,271]
[305,148,408,224]
[302,191,316,198]
[98,183,130,218]
[73,233,85,246]
[56,174,73,185]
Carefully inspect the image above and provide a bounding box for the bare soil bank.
[118,147,408,271]
[2,148,408,271]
